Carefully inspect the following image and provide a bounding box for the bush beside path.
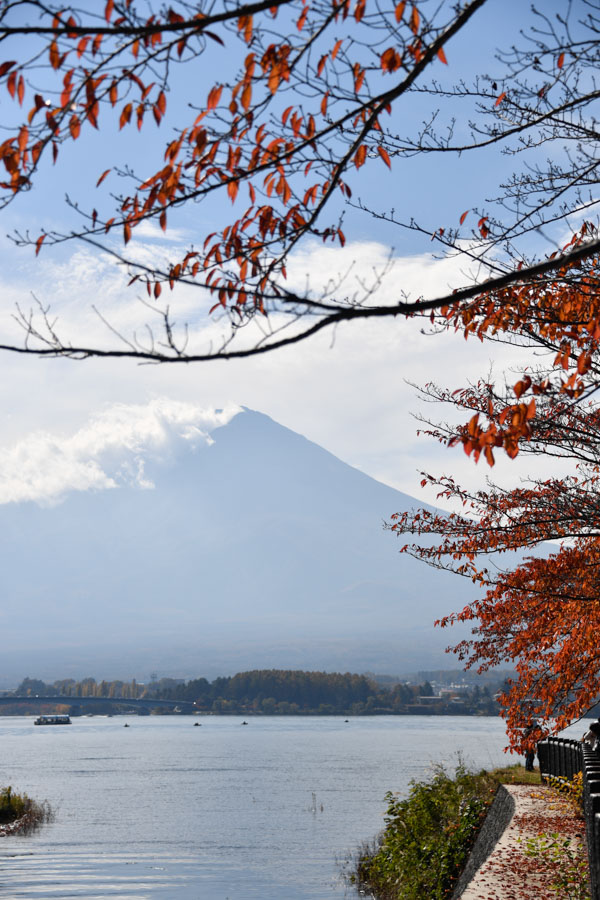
[353,765,590,900]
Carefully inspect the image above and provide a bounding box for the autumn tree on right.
[385,1,600,751]
[392,236,600,750]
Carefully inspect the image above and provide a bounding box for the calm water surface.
[0,715,515,899]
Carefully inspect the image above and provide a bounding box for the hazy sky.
[0,0,571,508]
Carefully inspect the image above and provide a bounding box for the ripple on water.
[0,715,514,899]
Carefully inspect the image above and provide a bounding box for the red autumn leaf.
[0,61,16,79]
[119,103,133,128]
[227,180,239,202]
[331,39,343,61]
[69,115,81,140]
[17,126,28,154]
[241,82,252,111]
[76,36,89,58]
[378,146,391,168]
[207,85,222,111]
[410,5,420,33]
[354,144,367,169]
[296,5,308,30]
[238,14,253,43]
[317,54,328,77]
[394,1,406,22]
[381,47,402,72]
[49,40,60,70]
[96,168,111,187]
[513,375,531,398]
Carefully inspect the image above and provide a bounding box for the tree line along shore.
[1,669,509,716]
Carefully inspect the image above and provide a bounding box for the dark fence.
[537,736,582,782]
[537,736,600,899]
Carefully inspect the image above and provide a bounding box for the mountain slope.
[0,408,481,682]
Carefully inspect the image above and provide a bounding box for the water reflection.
[0,715,511,899]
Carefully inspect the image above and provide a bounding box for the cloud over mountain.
[0,400,239,505]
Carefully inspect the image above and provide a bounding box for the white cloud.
[130,220,188,242]
[284,239,473,305]
[0,236,566,511]
[0,400,240,506]
[0,237,491,357]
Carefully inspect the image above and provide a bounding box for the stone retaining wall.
[452,784,516,898]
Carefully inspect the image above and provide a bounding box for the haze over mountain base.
[0,407,478,685]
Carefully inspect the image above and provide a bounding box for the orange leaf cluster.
[393,373,600,748]
[437,223,600,461]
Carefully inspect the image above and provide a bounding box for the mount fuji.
[0,407,481,684]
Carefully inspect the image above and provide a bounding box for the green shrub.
[523,832,590,900]
[353,763,502,900]
[0,786,52,832]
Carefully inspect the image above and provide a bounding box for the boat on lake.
[34,714,71,726]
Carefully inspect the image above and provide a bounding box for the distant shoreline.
[3,708,499,718]
[0,706,503,718]
[0,670,507,718]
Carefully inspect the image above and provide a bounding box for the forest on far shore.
[1,670,506,716]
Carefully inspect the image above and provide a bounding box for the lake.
[0,715,523,898]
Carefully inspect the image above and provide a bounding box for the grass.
[490,763,542,785]
[350,762,542,900]
[0,786,53,834]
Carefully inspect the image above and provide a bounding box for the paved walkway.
[460,783,587,900]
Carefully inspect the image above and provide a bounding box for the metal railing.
[537,736,600,899]
[537,736,583,782]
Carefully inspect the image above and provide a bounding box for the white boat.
[34,714,71,725]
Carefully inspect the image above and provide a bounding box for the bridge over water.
[0,695,197,713]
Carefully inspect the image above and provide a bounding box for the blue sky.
[0,0,574,507]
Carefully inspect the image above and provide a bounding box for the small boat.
[34,714,71,726]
